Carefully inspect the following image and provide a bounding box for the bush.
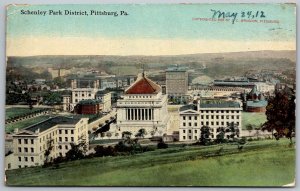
[247,137,253,141]
[157,141,168,149]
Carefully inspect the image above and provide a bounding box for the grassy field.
[5,115,51,133]
[6,107,45,120]
[242,112,267,129]
[6,139,295,186]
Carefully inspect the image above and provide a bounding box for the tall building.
[112,73,169,138]
[166,66,188,96]
[6,116,89,170]
[179,99,242,141]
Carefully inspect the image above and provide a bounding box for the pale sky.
[6,4,296,56]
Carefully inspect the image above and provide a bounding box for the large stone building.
[166,66,188,96]
[179,99,242,141]
[62,78,111,112]
[112,73,169,138]
[5,116,89,170]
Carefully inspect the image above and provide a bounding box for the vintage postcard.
[5,4,296,186]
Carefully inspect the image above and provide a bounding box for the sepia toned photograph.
[4,3,296,187]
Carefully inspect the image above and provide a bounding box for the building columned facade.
[179,99,242,141]
[112,73,169,138]
[166,66,188,96]
[6,116,89,170]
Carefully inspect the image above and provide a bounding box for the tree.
[122,131,132,139]
[135,128,147,138]
[43,139,54,167]
[43,92,62,105]
[215,127,226,144]
[246,124,254,137]
[262,89,295,143]
[200,126,211,145]
[226,122,240,140]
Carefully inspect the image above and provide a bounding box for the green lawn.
[6,139,295,186]
[6,107,45,120]
[5,115,51,133]
[242,112,267,129]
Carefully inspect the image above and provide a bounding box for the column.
[145,109,148,120]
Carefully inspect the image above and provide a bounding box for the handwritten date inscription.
[210,9,266,24]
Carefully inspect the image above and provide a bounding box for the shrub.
[157,141,168,149]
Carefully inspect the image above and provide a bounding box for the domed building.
[245,85,268,112]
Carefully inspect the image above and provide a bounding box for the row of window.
[129,95,153,99]
[18,139,34,145]
[182,135,215,140]
[18,147,34,153]
[18,156,34,162]
[183,121,240,127]
[201,115,240,119]
[200,110,240,114]
[38,129,75,143]
[74,93,92,97]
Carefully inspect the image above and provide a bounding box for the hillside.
[6,50,296,78]
[6,139,295,186]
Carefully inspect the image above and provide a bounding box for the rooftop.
[179,104,197,112]
[125,74,161,94]
[78,99,101,105]
[200,100,241,108]
[25,116,82,133]
[247,100,268,108]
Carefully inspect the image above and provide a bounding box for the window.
[59,130,62,134]
[232,116,234,119]
[75,94,78,97]
[183,123,186,127]
[194,116,197,120]
[221,111,224,113]
[18,147,21,152]
[195,136,197,140]
[59,145,62,149]
[24,157,28,162]
[65,137,68,142]
[211,134,214,138]
[189,122,192,126]
[31,139,34,144]
[194,130,197,133]
[188,130,192,133]
[221,116,224,119]
[206,116,209,119]
[65,130,68,134]
[216,111,219,113]
[206,122,209,125]
[237,122,239,126]
[18,157,21,162]
[59,137,62,142]
[183,130,186,133]
[71,130,74,134]
[24,139,28,144]
[18,165,21,169]
[71,137,74,142]
[24,148,28,153]
[82,94,85,96]
[201,116,204,119]
[231,111,234,113]
[31,148,34,153]
[237,116,240,119]
[211,115,214,119]
[201,122,204,125]
[88,94,91,96]
[194,123,197,126]
[226,111,229,113]
[211,122,214,125]
[31,157,34,162]
[65,145,68,150]
[18,139,21,144]
[216,122,219,125]
[188,116,191,120]
[8,163,11,169]
[221,122,224,125]
[183,116,186,120]
[183,136,186,140]
[189,136,192,140]
[226,116,229,119]
[216,116,219,119]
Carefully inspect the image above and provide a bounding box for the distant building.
[6,116,89,170]
[96,90,112,112]
[111,73,169,138]
[179,99,242,142]
[245,86,268,112]
[166,66,188,96]
[48,68,71,79]
[75,99,102,115]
